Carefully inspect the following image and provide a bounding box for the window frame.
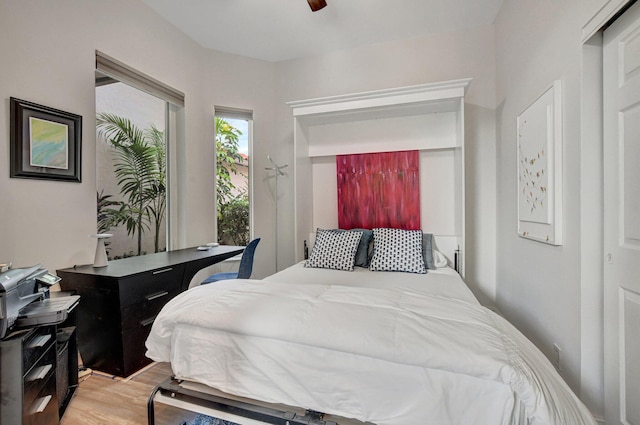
[95,51,184,253]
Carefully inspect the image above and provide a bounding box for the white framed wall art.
[517,80,563,245]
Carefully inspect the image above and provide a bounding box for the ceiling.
[141,0,504,63]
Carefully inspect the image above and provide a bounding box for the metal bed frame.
[148,376,371,425]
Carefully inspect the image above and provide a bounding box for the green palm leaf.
[97,113,166,255]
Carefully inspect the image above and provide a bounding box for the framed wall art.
[10,97,82,182]
[517,80,563,245]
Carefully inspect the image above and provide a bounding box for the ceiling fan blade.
[307,0,327,12]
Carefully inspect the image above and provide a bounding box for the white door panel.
[621,102,640,246]
[620,289,640,423]
[604,2,640,424]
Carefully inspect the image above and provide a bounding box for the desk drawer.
[120,287,179,331]
[118,264,184,307]
[122,323,154,376]
[23,326,55,376]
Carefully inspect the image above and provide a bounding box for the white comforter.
[146,270,595,425]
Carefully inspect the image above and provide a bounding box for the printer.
[0,264,79,339]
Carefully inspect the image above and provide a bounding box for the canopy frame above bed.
[287,79,471,276]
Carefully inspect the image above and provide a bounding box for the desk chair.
[201,238,260,284]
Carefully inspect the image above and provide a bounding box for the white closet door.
[603,2,640,424]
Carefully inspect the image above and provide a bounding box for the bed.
[145,229,595,425]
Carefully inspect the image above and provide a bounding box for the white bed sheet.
[146,265,595,425]
[263,262,479,303]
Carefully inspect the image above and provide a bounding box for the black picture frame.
[10,97,82,182]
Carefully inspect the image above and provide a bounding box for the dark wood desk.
[56,245,243,377]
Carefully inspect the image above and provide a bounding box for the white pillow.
[433,249,449,268]
[304,229,363,271]
[369,228,427,274]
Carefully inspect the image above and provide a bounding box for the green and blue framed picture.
[10,97,82,182]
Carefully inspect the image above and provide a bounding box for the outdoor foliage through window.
[216,116,249,246]
[96,112,167,258]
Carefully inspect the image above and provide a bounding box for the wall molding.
[287,78,471,118]
[582,0,635,42]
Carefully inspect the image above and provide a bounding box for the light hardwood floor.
[61,362,198,425]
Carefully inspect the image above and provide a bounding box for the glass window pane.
[96,80,168,258]
[216,115,251,246]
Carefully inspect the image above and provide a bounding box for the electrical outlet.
[553,343,562,371]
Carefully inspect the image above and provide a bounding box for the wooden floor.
[61,362,198,425]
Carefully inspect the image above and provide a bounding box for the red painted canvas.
[337,150,420,230]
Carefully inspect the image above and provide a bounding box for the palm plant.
[146,124,167,253]
[96,113,166,255]
[96,190,121,234]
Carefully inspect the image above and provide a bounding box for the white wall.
[494,0,614,417]
[311,150,459,235]
[0,0,277,278]
[274,26,498,304]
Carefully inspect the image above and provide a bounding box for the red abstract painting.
[337,150,420,230]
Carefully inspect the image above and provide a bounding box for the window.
[215,108,252,246]
[95,51,184,259]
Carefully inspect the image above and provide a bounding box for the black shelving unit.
[0,295,78,425]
